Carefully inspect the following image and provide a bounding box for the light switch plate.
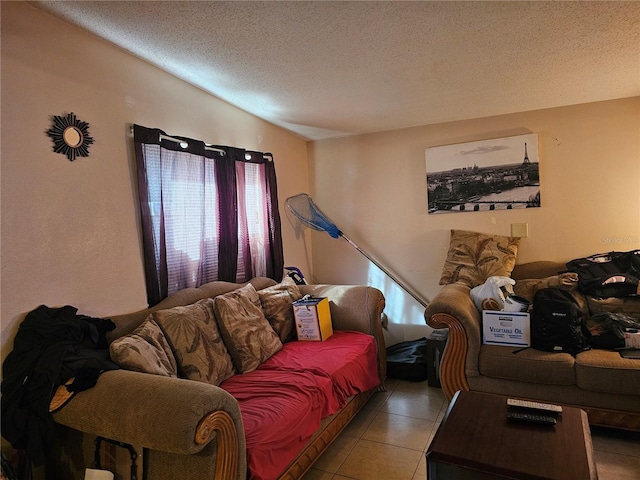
[511,223,529,238]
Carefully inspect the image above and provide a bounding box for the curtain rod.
[130,126,272,160]
[159,134,227,155]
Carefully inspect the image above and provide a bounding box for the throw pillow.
[152,298,235,386]
[257,276,303,343]
[109,318,178,377]
[213,283,283,373]
[439,229,520,288]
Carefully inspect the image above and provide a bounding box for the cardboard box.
[482,310,530,347]
[293,297,333,341]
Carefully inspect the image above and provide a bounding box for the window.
[133,125,283,306]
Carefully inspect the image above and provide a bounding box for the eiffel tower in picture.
[523,142,531,164]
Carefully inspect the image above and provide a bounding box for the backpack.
[531,288,591,355]
[566,250,640,298]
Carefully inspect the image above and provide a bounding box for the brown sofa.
[48,277,387,480]
[425,261,640,431]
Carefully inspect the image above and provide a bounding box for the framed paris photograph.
[426,133,540,214]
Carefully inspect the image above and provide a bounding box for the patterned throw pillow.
[213,283,283,374]
[152,298,235,386]
[109,318,178,377]
[257,276,303,343]
[439,229,520,288]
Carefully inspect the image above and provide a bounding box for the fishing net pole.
[285,193,429,308]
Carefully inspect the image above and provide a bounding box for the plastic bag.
[470,276,515,311]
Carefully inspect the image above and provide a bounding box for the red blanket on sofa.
[221,330,380,480]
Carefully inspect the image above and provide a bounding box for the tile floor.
[302,379,640,480]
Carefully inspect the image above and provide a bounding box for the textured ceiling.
[33,1,640,140]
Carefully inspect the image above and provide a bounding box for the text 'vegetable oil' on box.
[482,310,530,347]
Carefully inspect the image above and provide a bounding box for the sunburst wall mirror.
[46,112,94,161]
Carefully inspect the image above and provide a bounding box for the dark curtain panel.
[133,124,284,306]
[215,147,239,282]
[265,157,284,278]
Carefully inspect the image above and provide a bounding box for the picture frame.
[426,133,540,214]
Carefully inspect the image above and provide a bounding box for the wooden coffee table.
[426,390,597,480]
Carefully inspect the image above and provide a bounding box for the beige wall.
[1,2,311,365]
[2,3,639,360]
[308,98,640,344]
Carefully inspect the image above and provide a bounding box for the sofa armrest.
[299,284,387,384]
[424,283,481,399]
[53,369,246,480]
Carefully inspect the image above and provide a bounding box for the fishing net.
[285,193,429,307]
[285,193,341,239]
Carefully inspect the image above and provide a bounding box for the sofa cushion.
[575,349,640,396]
[220,330,379,480]
[109,318,178,377]
[261,330,381,405]
[439,229,520,288]
[257,276,302,343]
[221,367,336,480]
[213,283,283,373]
[152,298,235,386]
[479,345,575,386]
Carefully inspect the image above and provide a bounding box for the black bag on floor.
[386,338,428,381]
[531,288,591,356]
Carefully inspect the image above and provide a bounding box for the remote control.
[507,398,563,413]
[506,412,557,426]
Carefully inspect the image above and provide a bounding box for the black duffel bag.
[386,337,429,381]
[567,250,640,298]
